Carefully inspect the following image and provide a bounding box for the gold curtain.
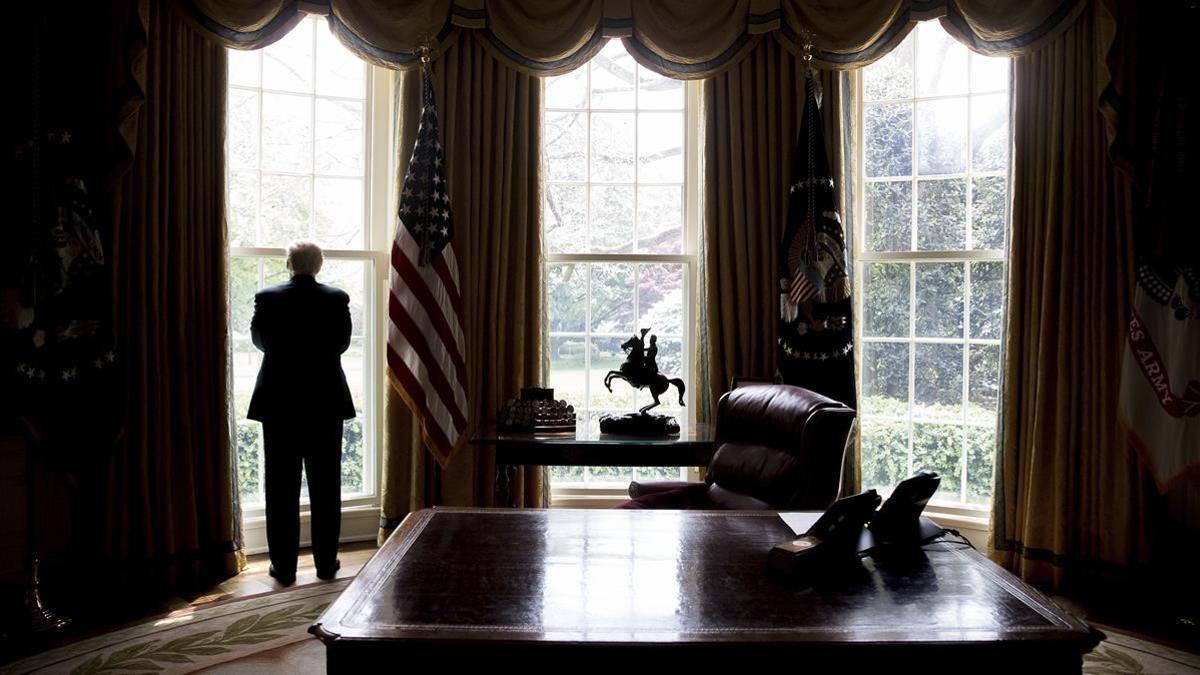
[179,0,1085,75]
[989,2,1151,590]
[102,0,243,589]
[701,35,857,492]
[379,32,544,541]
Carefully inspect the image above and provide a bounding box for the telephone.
[867,470,946,548]
[768,490,881,575]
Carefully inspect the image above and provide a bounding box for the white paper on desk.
[778,512,820,536]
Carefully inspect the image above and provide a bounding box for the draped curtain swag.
[179,0,1087,76]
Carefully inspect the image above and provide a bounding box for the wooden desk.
[471,421,714,505]
[312,508,1099,671]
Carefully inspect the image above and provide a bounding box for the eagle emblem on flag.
[777,73,855,408]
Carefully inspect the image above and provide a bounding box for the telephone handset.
[768,490,881,575]
[867,470,945,547]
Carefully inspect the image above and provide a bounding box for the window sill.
[240,502,380,555]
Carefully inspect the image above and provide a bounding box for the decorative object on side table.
[600,328,686,437]
[498,387,576,433]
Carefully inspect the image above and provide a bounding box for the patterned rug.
[2,581,346,674]
[3,580,1196,673]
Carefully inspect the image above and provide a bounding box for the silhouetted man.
[248,241,355,585]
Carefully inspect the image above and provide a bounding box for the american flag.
[387,70,467,467]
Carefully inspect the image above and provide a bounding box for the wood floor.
[165,542,379,612]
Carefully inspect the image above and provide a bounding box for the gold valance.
[177,0,1087,76]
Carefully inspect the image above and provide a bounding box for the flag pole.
[418,41,433,268]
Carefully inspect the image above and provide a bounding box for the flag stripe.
[387,328,460,442]
[388,294,468,430]
[392,230,467,384]
[433,253,464,316]
[387,286,468,417]
[386,348,455,457]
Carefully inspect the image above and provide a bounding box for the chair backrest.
[706,384,855,510]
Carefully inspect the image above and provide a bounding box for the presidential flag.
[778,72,855,408]
[387,70,468,467]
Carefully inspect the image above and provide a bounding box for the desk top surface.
[471,420,713,447]
[313,508,1093,648]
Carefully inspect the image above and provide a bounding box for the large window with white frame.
[225,15,391,511]
[542,41,699,489]
[856,22,1011,506]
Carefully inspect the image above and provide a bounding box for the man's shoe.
[268,565,296,586]
[316,559,341,581]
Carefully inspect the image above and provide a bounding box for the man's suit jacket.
[247,274,356,423]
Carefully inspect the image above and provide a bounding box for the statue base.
[598,412,680,437]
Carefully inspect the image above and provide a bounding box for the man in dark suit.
[248,241,355,585]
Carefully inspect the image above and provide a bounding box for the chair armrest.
[628,480,701,498]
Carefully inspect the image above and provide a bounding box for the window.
[225,15,390,509]
[542,41,699,488]
[856,23,1010,506]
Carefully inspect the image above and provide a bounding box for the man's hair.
[287,240,324,276]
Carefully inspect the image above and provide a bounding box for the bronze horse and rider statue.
[604,328,686,414]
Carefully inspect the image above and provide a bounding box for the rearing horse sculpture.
[604,333,686,414]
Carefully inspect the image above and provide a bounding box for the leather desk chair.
[618,383,855,510]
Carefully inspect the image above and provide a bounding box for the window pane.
[865,181,912,251]
[638,112,684,182]
[342,418,366,494]
[342,337,365,414]
[315,98,364,176]
[228,89,260,170]
[320,259,366,336]
[862,342,909,417]
[912,423,963,500]
[545,184,588,254]
[966,425,996,504]
[639,68,683,110]
[969,261,1005,340]
[315,26,365,98]
[916,98,967,175]
[591,113,635,181]
[862,418,910,492]
[970,52,1009,93]
[589,263,635,334]
[546,68,588,109]
[637,264,684,336]
[864,35,913,101]
[262,92,313,172]
[263,257,290,287]
[915,22,967,96]
[636,185,683,253]
[547,263,587,332]
[968,343,1000,421]
[260,173,311,246]
[262,19,314,93]
[865,104,912,177]
[862,262,910,337]
[915,262,964,338]
[232,338,263,419]
[589,185,635,253]
[314,177,364,249]
[547,335,587,412]
[971,176,1007,250]
[229,49,261,88]
[590,40,635,109]
[237,421,263,503]
[917,178,966,250]
[914,343,963,417]
[971,93,1008,173]
[228,171,259,247]
[229,257,259,337]
[544,112,587,181]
